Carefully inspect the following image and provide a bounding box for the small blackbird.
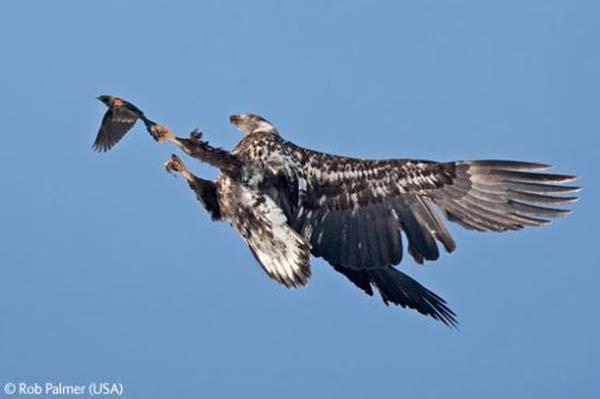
[92,95,156,152]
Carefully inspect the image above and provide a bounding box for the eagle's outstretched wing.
[284,149,578,269]
[229,134,578,324]
[220,178,312,288]
[164,154,311,288]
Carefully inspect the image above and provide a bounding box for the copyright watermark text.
[3,382,123,397]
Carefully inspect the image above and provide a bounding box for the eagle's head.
[229,113,278,135]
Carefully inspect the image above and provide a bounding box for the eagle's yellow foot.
[149,124,174,143]
[164,154,188,177]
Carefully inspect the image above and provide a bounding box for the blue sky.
[0,1,598,397]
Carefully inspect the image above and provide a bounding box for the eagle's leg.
[151,125,241,179]
[164,154,222,220]
[178,129,242,178]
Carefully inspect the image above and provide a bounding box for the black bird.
[92,95,156,152]
[154,115,579,327]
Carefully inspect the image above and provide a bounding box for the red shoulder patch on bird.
[113,98,124,107]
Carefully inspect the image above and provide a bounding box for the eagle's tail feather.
[368,266,458,327]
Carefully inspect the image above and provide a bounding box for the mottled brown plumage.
[165,154,311,287]
[97,103,579,327]
[157,114,578,326]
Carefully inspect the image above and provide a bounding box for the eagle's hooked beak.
[229,114,241,125]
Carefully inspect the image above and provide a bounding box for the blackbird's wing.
[92,106,140,152]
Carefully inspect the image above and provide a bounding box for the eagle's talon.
[164,161,176,176]
[164,154,185,177]
[164,160,178,177]
[148,124,173,144]
[189,129,203,142]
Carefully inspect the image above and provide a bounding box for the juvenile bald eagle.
[152,114,578,326]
